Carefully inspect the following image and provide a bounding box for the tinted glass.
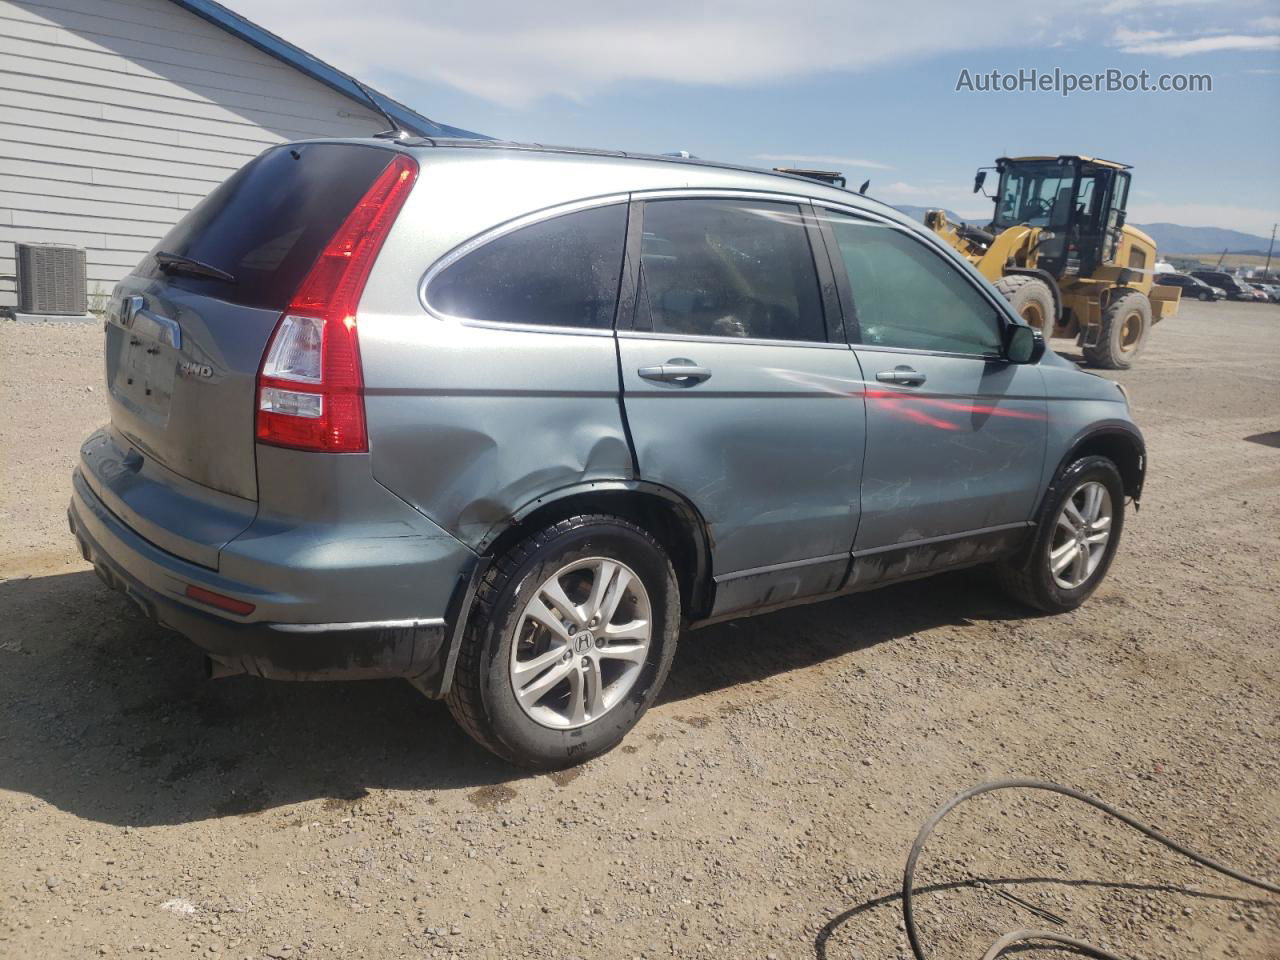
[427,204,627,329]
[826,213,1003,356]
[140,143,396,310]
[637,199,825,342]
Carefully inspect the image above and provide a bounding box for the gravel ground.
[1,301,1277,960]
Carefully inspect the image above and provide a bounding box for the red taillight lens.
[256,153,418,453]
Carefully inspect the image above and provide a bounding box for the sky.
[239,0,1280,237]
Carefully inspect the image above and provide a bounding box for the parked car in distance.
[69,139,1146,769]
[1154,272,1220,301]
[1189,270,1254,301]
[1246,282,1279,303]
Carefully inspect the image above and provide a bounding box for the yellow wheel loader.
[925,155,1179,369]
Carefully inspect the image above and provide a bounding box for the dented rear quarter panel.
[355,151,648,546]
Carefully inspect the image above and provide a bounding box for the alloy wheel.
[509,557,652,730]
[1048,480,1113,590]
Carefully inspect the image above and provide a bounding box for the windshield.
[993,160,1077,229]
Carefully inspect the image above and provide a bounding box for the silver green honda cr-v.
[69,138,1144,768]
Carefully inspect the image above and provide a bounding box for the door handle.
[876,366,926,386]
[637,359,712,385]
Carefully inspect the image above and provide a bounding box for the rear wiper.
[154,251,236,284]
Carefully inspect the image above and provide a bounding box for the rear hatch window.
[137,143,397,310]
[106,143,399,502]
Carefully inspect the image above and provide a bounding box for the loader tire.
[1083,291,1151,370]
[994,275,1055,332]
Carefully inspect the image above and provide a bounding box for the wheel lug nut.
[562,651,571,662]
[595,636,605,648]
[580,656,590,668]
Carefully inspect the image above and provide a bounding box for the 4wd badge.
[179,360,213,379]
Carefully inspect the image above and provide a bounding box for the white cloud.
[1116,33,1280,55]
[1111,28,1175,44]
[1125,201,1280,238]
[751,153,891,171]
[233,0,1127,106]
[1102,0,1216,11]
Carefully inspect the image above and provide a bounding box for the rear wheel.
[994,275,1055,332]
[1198,290,1211,302]
[1083,291,1151,369]
[995,456,1125,613]
[445,515,679,769]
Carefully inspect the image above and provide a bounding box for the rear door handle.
[637,359,712,385]
[876,366,926,386]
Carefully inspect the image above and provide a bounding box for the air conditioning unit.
[15,243,88,316]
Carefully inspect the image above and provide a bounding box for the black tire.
[1082,291,1151,369]
[1198,290,1211,302]
[445,514,680,770]
[994,275,1055,332]
[995,456,1126,613]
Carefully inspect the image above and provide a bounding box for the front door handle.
[876,366,926,386]
[638,359,712,385]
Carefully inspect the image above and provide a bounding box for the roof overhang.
[169,0,488,140]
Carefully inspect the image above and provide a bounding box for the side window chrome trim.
[417,192,631,328]
[852,342,1003,362]
[631,188,816,205]
[618,329,849,350]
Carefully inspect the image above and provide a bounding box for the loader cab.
[989,155,1132,278]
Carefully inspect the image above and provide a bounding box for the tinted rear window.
[140,143,396,310]
[426,204,627,329]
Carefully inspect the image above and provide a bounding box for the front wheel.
[445,515,680,769]
[995,456,1126,613]
[1199,290,1211,302]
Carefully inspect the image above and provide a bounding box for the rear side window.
[636,198,826,342]
[825,212,1003,356]
[426,204,627,329]
[140,143,398,311]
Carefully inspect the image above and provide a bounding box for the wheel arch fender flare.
[418,480,715,699]
[1045,422,1147,512]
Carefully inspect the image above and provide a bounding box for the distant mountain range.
[1125,223,1273,255]
[892,206,1274,255]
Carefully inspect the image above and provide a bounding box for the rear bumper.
[69,469,473,683]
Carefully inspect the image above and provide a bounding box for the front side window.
[636,198,826,342]
[825,213,1003,356]
[427,203,627,329]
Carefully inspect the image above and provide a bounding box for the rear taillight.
[256,153,418,453]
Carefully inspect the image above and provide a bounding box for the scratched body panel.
[852,353,1047,551]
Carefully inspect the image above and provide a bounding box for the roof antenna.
[859,179,870,195]
[351,78,408,140]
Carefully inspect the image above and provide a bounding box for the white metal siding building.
[0,0,476,312]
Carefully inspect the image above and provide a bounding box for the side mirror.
[1004,324,1045,364]
[973,170,987,194]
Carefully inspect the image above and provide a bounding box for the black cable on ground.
[902,777,1280,960]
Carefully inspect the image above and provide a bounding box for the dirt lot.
[1,300,1277,960]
